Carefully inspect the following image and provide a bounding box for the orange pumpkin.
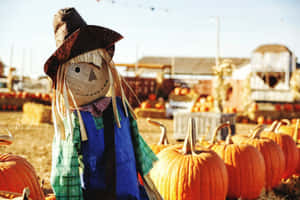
[206,95,214,103]
[208,123,266,199]
[257,116,265,124]
[232,125,285,190]
[200,105,210,112]
[150,119,228,200]
[260,121,298,179]
[42,93,51,102]
[147,119,170,154]
[229,107,237,113]
[0,154,45,200]
[0,134,44,200]
[252,103,259,111]
[179,88,189,96]
[283,104,293,112]
[140,101,151,109]
[173,87,181,95]
[148,93,156,101]
[154,103,164,110]
[0,131,13,146]
[274,104,282,111]
[294,104,300,111]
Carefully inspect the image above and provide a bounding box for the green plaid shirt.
[50,118,83,200]
[128,112,158,176]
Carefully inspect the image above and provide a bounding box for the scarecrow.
[44,8,161,200]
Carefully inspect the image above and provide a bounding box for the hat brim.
[44,25,123,82]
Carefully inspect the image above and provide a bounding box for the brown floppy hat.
[44,7,123,82]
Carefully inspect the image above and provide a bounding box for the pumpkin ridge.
[11,163,26,194]
[234,145,243,198]
[19,157,42,194]
[15,159,37,199]
[264,141,273,188]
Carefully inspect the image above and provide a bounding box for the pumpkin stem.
[147,118,168,145]
[293,119,299,143]
[275,121,283,133]
[210,122,231,144]
[280,119,290,126]
[268,120,279,132]
[0,129,13,146]
[224,123,234,145]
[21,187,30,200]
[250,124,266,139]
[182,118,196,155]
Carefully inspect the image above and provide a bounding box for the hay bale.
[22,103,52,124]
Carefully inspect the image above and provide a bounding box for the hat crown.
[53,7,87,47]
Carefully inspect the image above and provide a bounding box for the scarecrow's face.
[65,62,110,106]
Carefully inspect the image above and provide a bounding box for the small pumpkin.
[208,123,266,199]
[150,119,228,200]
[148,93,156,101]
[140,101,152,109]
[0,130,13,146]
[260,120,299,179]
[147,118,170,154]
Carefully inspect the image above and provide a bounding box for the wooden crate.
[173,111,236,141]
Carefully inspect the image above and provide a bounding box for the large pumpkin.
[208,123,266,199]
[232,125,285,190]
[0,134,45,200]
[260,121,298,179]
[150,119,228,200]
[147,118,170,154]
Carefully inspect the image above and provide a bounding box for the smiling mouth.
[75,79,109,97]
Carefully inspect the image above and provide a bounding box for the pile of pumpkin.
[0,92,52,102]
[147,118,300,200]
[191,95,237,113]
[139,94,166,110]
[168,87,198,103]
[0,92,52,111]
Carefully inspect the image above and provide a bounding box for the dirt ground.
[0,111,258,195]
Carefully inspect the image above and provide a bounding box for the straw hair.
[52,48,136,141]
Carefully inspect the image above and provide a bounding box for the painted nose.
[88,69,97,82]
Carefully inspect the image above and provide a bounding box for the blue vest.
[79,99,144,199]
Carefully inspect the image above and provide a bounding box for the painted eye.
[75,67,80,73]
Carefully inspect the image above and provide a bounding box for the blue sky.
[0,0,299,77]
